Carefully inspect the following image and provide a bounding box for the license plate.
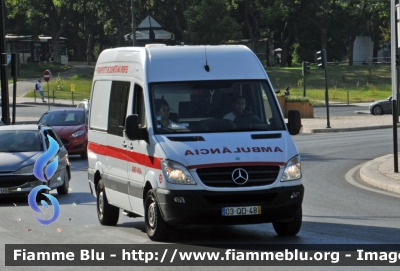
[222,206,261,216]
[0,188,11,194]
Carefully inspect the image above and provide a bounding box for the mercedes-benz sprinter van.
[88,45,303,241]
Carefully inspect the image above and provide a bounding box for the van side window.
[108,81,130,136]
[133,84,146,127]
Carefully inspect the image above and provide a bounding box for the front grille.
[196,166,280,187]
[0,175,37,188]
[71,144,83,150]
[203,193,278,205]
[61,138,70,145]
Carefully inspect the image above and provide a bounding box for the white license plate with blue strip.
[222,206,261,216]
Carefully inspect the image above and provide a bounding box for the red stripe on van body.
[88,142,162,169]
[187,161,286,170]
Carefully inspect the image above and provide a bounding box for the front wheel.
[97,180,119,225]
[372,105,383,115]
[144,190,172,241]
[57,169,70,195]
[273,207,302,236]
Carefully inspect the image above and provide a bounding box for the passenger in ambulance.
[223,96,246,121]
[157,99,180,128]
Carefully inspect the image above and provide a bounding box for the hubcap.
[148,202,157,228]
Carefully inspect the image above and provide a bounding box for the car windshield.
[150,80,285,134]
[0,130,42,152]
[39,111,85,126]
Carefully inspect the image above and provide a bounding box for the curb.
[19,102,76,108]
[359,154,400,194]
[302,125,397,133]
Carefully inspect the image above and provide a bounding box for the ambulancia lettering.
[184,147,283,156]
[96,65,129,74]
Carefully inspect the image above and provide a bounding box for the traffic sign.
[43,70,51,82]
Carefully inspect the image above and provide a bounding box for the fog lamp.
[291,192,301,199]
[174,197,185,203]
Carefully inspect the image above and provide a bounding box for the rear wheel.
[144,190,172,241]
[372,105,383,115]
[97,180,119,225]
[273,207,302,236]
[57,169,69,195]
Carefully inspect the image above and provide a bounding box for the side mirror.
[287,110,302,135]
[125,115,148,142]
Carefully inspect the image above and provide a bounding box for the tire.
[273,207,302,236]
[57,169,70,195]
[81,150,88,159]
[372,105,383,115]
[97,180,119,225]
[144,190,172,241]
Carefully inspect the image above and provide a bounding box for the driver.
[157,99,180,128]
[223,96,246,121]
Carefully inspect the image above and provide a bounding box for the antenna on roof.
[204,46,210,72]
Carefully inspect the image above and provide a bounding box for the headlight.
[13,164,35,174]
[69,130,85,138]
[161,160,196,185]
[281,155,301,181]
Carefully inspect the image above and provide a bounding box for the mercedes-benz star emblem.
[231,168,249,185]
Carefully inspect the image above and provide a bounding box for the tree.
[44,0,77,63]
[184,0,241,45]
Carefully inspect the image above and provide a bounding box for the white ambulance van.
[88,45,303,241]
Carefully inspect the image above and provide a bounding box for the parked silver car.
[0,124,71,197]
[369,96,392,115]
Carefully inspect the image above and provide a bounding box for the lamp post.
[0,0,10,125]
[391,0,398,172]
[131,0,136,46]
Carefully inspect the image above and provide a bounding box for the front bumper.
[0,174,43,196]
[61,136,87,155]
[155,185,304,226]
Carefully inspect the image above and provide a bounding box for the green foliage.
[4,0,392,66]
[267,64,391,103]
[11,63,69,79]
[285,96,310,102]
[184,0,241,44]
[19,63,92,100]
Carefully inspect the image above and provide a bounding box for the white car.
[77,99,90,111]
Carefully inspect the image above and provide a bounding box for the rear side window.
[108,81,130,136]
[90,81,111,130]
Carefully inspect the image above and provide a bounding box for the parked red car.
[38,108,88,159]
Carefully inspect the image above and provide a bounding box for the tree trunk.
[280,21,293,67]
[348,36,355,66]
[87,34,92,65]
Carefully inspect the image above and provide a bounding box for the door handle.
[129,143,134,150]
[122,141,127,148]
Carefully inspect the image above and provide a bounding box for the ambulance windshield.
[150,80,286,134]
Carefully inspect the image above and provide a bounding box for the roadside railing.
[33,89,89,105]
